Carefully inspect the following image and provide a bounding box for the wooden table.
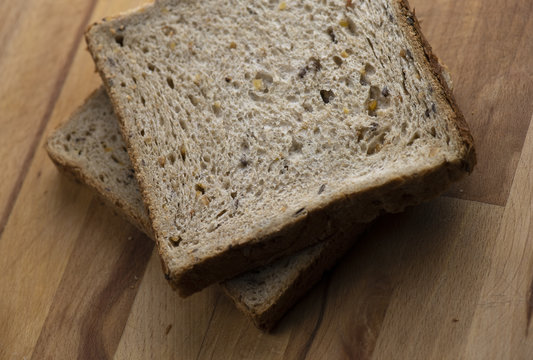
[0,0,531,358]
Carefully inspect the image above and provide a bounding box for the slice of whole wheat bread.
[46,87,365,329]
[85,0,475,296]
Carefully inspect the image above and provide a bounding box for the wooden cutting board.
[0,0,532,358]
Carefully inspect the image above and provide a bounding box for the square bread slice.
[46,87,365,329]
[85,0,475,296]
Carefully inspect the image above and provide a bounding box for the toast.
[85,0,475,296]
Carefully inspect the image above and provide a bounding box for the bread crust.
[222,223,366,330]
[394,0,476,172]
[45,89,154,238]
[85,0,476,297]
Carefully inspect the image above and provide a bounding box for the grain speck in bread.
[85,0,475,296]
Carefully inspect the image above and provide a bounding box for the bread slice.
[85,0,475,296]
[46,87,365,329]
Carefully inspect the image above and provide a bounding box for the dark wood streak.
[340,275,393,360]
[76,232,153,359]
[30,200,154,359]
[297,272,332,360]
[526,275,533,336]
[195,292,223,360]
[0,0,98,239]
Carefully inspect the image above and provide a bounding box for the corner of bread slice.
[46,87,155,237]
[221,222,367,331]
[393,0,476,173]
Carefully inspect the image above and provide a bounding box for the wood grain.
[415,0,533,205]
[463,114,533,359]
[0,0,97,235]
[30,200,153,359]
[0,0,532,359]
[0,0,149,358]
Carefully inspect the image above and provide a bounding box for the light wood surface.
[0,0,531,359]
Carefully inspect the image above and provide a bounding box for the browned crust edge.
[45,96,154,238]
[222,224,366,331]
[84,1,476,297]
[394,0,476,172]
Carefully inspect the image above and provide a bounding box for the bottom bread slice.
[46,87,364,330]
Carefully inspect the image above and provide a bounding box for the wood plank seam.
[0,0,99,239]
[462,112,533,358]
[0,2,29,67]
[298,273,332,360]
[194,292,223,360]
[28,198,154,359]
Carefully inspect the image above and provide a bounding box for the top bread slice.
[85,0,475,296]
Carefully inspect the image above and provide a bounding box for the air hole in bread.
[255,71,273,85]
[114,35,124,47]
[216,209,227,218]
[407,131,420,146]
[239,156,249,168]
[320,89,335,104]
[326,27,337,43]
[287,95,298,102]
[179,145,187,160]
[147,63,155,72]
[401,70,409,94]
[289,138,303,154]
[206,223,219,233]
[333,56,343,66]
[187,94,198,106]
[366,132,386,155]
[195,183,206,195]
[365,63,376,75]
[212,103,221,116]
[169,153,176,164]
[345,17,357,34]
[167,77,175,89]
[162,25,176,36]
[343,76,352,87]
[249,91,263,102]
